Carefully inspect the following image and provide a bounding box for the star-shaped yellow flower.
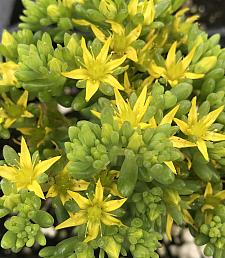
[46,166,89,204]
[62,37,126,101]
[174,97,225,161]
[55,180,127,242]
[0,90,33,128]
[148,105,196,173]
[92,86,151,129]
[148,41,204,87]
[73,19,142,62]
[0,137,61,199]
[0,61,19,86]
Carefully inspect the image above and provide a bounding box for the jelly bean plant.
[1,0,225,258]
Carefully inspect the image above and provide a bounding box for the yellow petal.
[126,46,138,62]
[203,131,225,142]
[22,110,33,118]
[55,211,87,230]
[85,79,100,101]
[93,179,104,203]
[143,0,155,25]
[176,8,189,17]
[201,106,224,128]
[181,46,196,70]
[182,209,194,226]
[68,190,90,209]
[0,166,17,181]
[17,91,29,108]
[148,62,166,78]
[28,180,45,199]
[114,87,127,114]
[107,20,124,35]
[110,183,124,198]
[81,37,94,66]
[188,97,198,125]
[62,68,89,80]
[160,105,180,125]
[196,139,209,161]
[124,72,131,93]
[170,136,196,148]
[174,118,189,135]
[133,86,148,113]
[128,0,138,16]
[84,220,100,243]
[4,118,16,128]
[91,110,101,118]
[165,42,177,68]
[91,24,107,42]
[102,198,127,212]
[20,137,32,169]
[46,185,57,198]
[72,179,89,191]
[60,194,70,205]
[166,214,173,241]
[96,37,111,63]
[102,74,124,90]
[204,182,213,198]
[105,55,126,71]
[148,117,157,128]
[73,19,91,26]
[184,72,204,79]
[164,161,177,174]
[214,190,225,200]
[168,79,179,87]
[126,25,142,45]
[34,156,61,177]
[201,204,214,212]
[101,212,123,227]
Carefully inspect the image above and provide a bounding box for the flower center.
[5,104,23,118]
[87,205,102,221]
[188,122,207,138]
[87,61,107,80]
[15,168,33,188]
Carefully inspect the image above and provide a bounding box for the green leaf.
[3,145,19,166]
[118,150,138,197]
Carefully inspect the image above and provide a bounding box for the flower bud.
[47,5,60,19]
[99,0,117,19]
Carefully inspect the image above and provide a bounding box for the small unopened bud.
[99,0,117,19]
[47,4,60,19]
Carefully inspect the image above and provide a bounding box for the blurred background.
[0,0,224,258]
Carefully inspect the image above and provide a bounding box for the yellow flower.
[0,137,61,199]
[0,90,33,128]
[148,41,204,87]
[174,97,225,161]
[128,0,155,25]
[165,190,197,240]
[62,37,126,101]
[202,182,225,213]
[92,86,151,129]
[113,86,152,128]
[55,180,127,242]
[90,21,142,62]
[0,61,19,86]
[173,8,199,43]
[46,166,89,204]
[148,105,195,173]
